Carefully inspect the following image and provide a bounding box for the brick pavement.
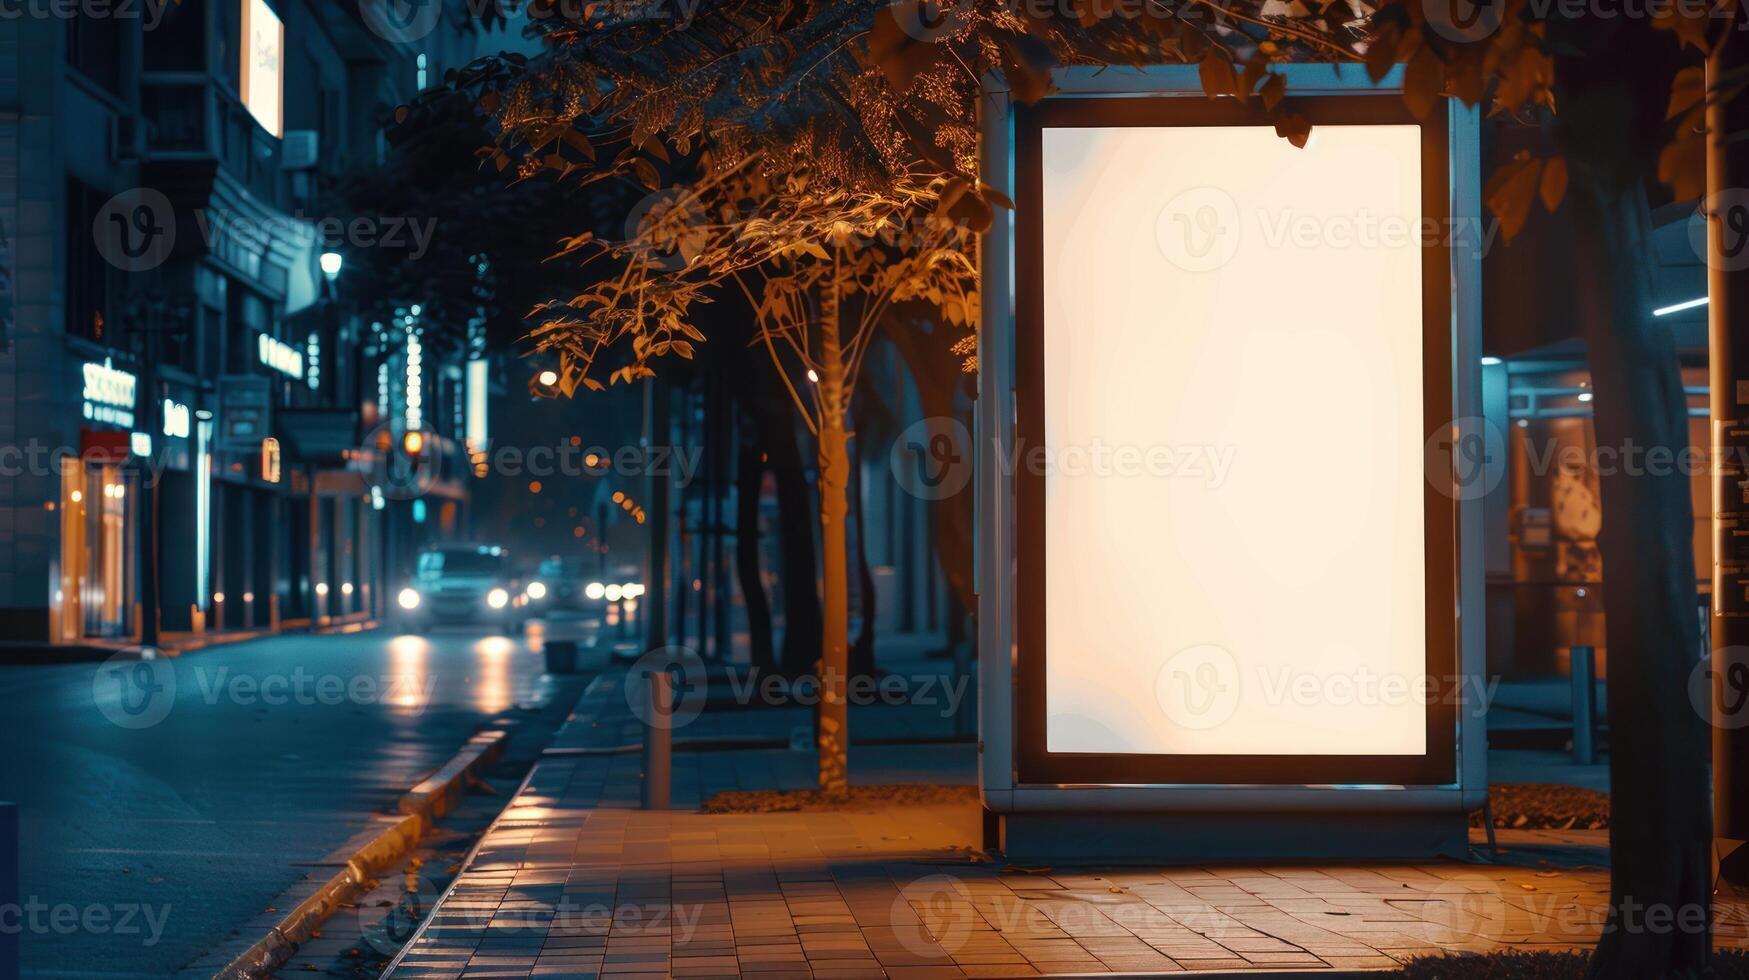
[382,669,1749,978]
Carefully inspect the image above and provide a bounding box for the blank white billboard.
[1041,123,1429,757]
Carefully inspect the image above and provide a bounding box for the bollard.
[545,639,578,675]
[1571,645,1597,765]
[0,802,17,980]
[641,669,672,810]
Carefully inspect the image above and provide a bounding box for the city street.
[0,624,593,977]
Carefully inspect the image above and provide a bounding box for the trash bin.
[545,640,578,675]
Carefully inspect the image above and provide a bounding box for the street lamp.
[319,251,344,282]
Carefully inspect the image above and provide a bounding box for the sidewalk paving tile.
[385,663,1749,979]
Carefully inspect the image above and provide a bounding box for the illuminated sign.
[130,432,152,457]
[258,333,304,379]
[240,0,284,138]
[162,399,191,439]
[82,358,137,428]
[1038,121,1430,760]
[466,358,489,449]
[261,437,282,484]
[984,67,1470,793]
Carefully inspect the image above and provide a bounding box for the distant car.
[396,545,525,633]
[524,556,598,616]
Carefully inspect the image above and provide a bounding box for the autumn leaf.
[1365,24,1401,84]
[1659,133,1708,203]
[1484,151,1544,239]
[632,158,662,192]
[1260,73,1287,111]
[1668,66,1706,118]
[999,34,1057,105]
[1274,112,1312,148]
[981,183,1016,211]
[1200,53,1240,99]
[1539,156,1568,212]
[868,1,949,95]
[1404,50,1443,121]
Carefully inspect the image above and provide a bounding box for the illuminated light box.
[976,66,1485,858]
[240,0,285,138]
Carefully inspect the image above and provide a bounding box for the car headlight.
[397,588,422,611]
[487,588,510,609]
[585,582,606,600]
[525,581,547,600]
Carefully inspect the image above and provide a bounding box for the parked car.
[396,545,526,633]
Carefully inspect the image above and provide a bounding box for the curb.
[380,674,624,978]
[210,729,507,980]
[0,618,379,666]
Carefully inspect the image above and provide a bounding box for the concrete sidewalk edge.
[379,675,621,977]
[0,616,379,665]
[209,728,507,980]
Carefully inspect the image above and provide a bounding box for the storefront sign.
[162,399,191,439]
[219,375,272,450]
[81,358,137,428]
[258,333,304,379]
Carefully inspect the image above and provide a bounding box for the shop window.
[67,13,124,95]
[143,0,207,72]
[65,181,118,345]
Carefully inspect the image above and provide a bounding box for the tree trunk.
[734,417,776,673]
[1572,178,1713,979]
[850,433,877,678]
[750,374,822,679]
[816,281,852,794]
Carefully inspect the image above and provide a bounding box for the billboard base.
[994,810,1472,865]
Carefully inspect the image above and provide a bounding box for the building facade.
[0,1,488,646]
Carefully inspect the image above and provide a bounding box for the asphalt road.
[0,622,594,977]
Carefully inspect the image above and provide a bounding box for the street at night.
[9,0,1749,978]
[0,623,597,976]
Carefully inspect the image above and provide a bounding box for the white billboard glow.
[1041,123,1428,758]
[240,0,285,138]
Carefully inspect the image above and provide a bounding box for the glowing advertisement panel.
[241,0,285,138]
[1013,97,1456,786]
